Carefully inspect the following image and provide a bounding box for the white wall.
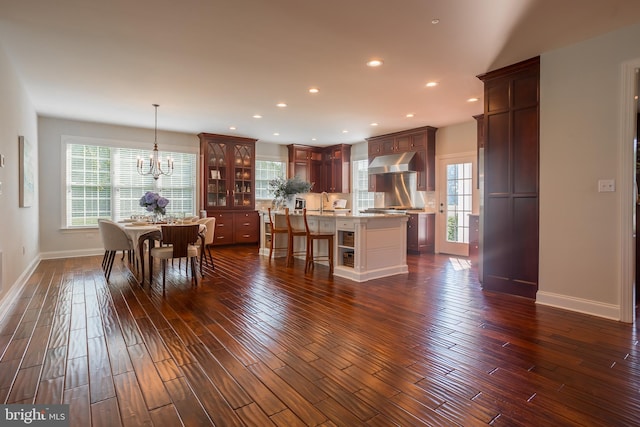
[538,22,640,320]
[0,45,39,302]
[436,121,477,157]
[38,117,199,258]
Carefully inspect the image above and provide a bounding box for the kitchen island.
[259,210,409,282]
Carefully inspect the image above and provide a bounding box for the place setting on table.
[117,191,207,286]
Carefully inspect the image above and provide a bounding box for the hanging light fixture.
[137,103,174,180]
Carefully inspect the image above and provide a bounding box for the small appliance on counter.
[294,197,306,211]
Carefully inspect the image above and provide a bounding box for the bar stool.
[285,208,307,267]
[303,208,334,275]
[267,208,289,261]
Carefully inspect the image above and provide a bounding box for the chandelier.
[137,104,174,180]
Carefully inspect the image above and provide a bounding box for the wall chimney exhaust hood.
[368,151,417,174]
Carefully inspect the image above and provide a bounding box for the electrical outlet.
[598,179,615,192]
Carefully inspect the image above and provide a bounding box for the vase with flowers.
[268,176,312,210]
[139,191,169,223]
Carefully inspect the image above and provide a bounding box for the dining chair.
[150,224,200,295]
[267,207,289,262]
[98,219,134,282]
[303,208,334,275]
[196,217,216,273]
[285,207,307,267]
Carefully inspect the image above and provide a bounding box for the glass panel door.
[437,155,476,256]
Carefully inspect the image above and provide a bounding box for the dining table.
[118,221,206,285]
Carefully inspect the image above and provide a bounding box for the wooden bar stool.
[267,208,289,261]
[303,208,334,275]
[285,208,307,267]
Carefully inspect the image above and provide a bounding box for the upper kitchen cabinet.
[287,144,323,192]
[199,133,258,212]
[367,126,437,191]
[324,144,351,193]
[288,144,351,193]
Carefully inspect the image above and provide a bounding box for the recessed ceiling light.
[370,122,379,126]
[342,130,349,133]
[425,81,438,87]
[276,103,287,108]
[309,88,319,94]
[229,126,236,130]
[253,114,262,119]
[467,97,479,103]
[366,59,384,67]
[273,132,280,136]
[311,138,317,141]
[406,113,414,118]
[431,18,440,24]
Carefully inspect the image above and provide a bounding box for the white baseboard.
[40,248,104,260]
[536,291,621,321]
[0,255,41,324]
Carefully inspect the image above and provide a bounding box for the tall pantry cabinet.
[198,133,260,245]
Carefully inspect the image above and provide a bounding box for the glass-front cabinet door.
[233,144,254,208]
[206,141,227,208]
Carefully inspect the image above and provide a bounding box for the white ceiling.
[2,0,640,146]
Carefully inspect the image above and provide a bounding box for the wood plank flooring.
[1,246,639,426]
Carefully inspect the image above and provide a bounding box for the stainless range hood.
[367,151,417,174]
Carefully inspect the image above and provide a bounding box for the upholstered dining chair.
[303,208,334,275]
[196,217,216,273]
[150,224,200,295]
[98,219,134,282]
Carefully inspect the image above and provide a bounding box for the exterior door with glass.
[437,154,477,256]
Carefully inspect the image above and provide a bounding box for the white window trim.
[61,135,198,229]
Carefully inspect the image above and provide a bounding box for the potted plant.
[268,176,312,209]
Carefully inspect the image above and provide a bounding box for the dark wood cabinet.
[233,211,259,244]
[287,145,323,192]
[368,140,382,157]
[288,144,351,193]
[477,56,539,299]
[324,144,351,193]
[407,213,435,254]
[210,212,234,245]
[199,133,257,211]
[367,126,437,191]
[199,133,259,246]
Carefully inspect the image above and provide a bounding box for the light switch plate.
[598,179,615,192]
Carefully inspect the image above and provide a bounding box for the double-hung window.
[255,160,287,200]
[352,159,374,211]
[64,136,197,228]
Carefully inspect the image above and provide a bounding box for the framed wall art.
[18,135,34,208]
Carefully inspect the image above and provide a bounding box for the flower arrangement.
[139,191,169,215]
[269,176,313,207]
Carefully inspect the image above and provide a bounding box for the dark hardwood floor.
[1,246,639,426]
